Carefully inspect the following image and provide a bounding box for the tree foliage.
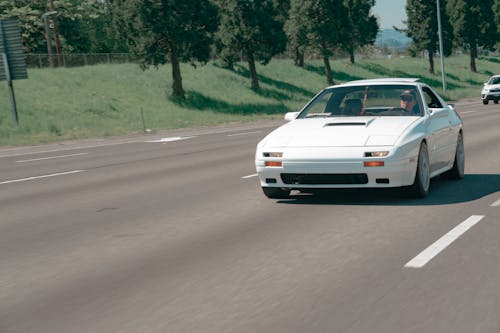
[343,0,379,64]
[113,0,218,98]
[285,0,349,85]
[215,0,286,89]
[405,0,453,73]
[447,0,497,72]
[0,0,119,53]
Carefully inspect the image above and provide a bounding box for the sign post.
[0,18,28,126]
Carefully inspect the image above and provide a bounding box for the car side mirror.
[448,103,455,110]
[284,112,299,121]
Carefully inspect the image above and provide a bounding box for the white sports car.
[255,78,464,199]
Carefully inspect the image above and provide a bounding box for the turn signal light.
[364,161,384,167]
[265,161,282,167]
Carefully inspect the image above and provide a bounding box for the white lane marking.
[241,173,258,179]
[0,170,85,185]
[460,111,477,115]
[16,152,88,163]
[405,215,484,268]
[491,198,500,207]
[147,136,195,143]
[227,131,261,137]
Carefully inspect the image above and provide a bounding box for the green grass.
[0,55,498,146]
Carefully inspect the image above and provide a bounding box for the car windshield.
[298,84,422,118]
[488,77,500,85]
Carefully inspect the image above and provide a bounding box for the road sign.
[0,18,28,126]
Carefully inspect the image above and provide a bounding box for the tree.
[113,0,218,99]
[447,0,497,72]
[0,0,124,54]
[284,0,309,67]
[215,0,286,90]
[285,0,349,85]
[405,0,453,73]
[343,0,378,64]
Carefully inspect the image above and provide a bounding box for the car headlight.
[483,88,490,92]
[364,151,390,157]
[263,152,283,157]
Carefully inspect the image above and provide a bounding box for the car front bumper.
[256,147,418,189]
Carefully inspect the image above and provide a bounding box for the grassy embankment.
[0,55,498,146]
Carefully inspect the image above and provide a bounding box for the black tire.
[444,132,465,180]
[262,187,290,199]
[408,142,430,198]
[483,100,488,105]
[494,100,499,104]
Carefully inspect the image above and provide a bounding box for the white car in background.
[481,75,500,105]
[255,78,464,199]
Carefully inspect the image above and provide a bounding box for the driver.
[400,90,420,115]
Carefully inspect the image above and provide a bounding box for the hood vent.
[324,122,367,127]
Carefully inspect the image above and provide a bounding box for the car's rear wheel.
[444,132,465,180]
[262,187,290,199]
[408,142,430,198]
[494,100,499,104]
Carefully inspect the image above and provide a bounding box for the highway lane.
[1,101,500,333]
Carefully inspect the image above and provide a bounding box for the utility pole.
[48,0,62,67]
[41,11,56,68]
[437,0,447,93]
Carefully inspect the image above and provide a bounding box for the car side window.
[422,87,443,109]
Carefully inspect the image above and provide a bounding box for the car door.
[422,87,454,172]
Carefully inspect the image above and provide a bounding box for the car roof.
[332,78,422,88]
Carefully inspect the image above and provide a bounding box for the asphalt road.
[1,101,500,333]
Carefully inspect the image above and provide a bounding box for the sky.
[372,0,407,29]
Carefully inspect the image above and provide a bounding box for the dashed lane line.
[16,153,88,163]
[0,170,85,185]
[405,215,485,268]
[241,174,258,179]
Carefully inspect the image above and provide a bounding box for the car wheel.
[483,100,488,105]
[408,142,430,198]
[494,100,499,104]
[445,132,465,180]
[262,187,290,199]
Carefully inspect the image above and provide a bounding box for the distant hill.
[375,29,412,51]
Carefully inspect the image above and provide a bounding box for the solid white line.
[241,173,258,179]
[460,111,477,115]
[405,215,484,268]
[491,198,500,207]
[16,152,88,163]
[0,170,85,185]
[227,131,261,137]
[147,136,195,143]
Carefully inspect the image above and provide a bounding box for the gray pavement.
[1,101,500,333]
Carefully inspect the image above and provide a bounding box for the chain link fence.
[25,53,137,68]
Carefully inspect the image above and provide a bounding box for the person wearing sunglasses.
[399,90,420,115]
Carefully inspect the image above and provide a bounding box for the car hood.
[264,117,419,148]
[484,83,500,91]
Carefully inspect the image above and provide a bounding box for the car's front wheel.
[262,187,290,199]
[444,132,465,180]
[483,100,489,105]
[408,142,430,198]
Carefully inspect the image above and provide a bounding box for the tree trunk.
[247,51,259,90]
[428,50,434,74]
[323,56,334,85]
[469,46,477,72]
[349,47,355,64]
[294,48,304,67]
[170,45,185,99]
